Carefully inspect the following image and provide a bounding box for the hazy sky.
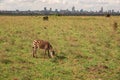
[0,0,120,11]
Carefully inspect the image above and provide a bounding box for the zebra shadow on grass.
[51,52,68,63]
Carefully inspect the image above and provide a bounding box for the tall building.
[112,10,114,13]
[100,7,103,13]
[50,8,52,11]
[72,6,75,12]
[44,7,47,11]
[55,9,58,12]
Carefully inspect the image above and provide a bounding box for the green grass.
[0,16,120,80]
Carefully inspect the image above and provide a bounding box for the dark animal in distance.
[106,14,111,17]
[43,16,48,21]
[32,39,55,58]
[113,22,118,31]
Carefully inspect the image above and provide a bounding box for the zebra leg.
[44,50,47,58]
[33,47,37,58]
[48,50,51,58]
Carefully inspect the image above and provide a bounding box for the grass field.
[0,16,120,80]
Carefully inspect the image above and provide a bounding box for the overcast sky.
[0,0,120,11]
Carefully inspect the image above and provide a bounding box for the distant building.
[101,7,103,12]
[99,7,103,13]
[112,10,114,13]
[44,7,47,11]
[72,6,75,12]
[50,8,52,11]
[16,9,19,12]
[108,10,112,13]
[55,9,58,12]
[80,9,83,13]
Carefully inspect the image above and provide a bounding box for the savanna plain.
[0,16,120,80]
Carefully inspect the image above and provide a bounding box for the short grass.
[0,16,120,80]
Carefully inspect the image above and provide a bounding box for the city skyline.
[0,0,120,11]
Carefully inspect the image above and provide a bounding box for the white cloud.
[0,0,120,11]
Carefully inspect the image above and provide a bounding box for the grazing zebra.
[43,16,48,21]
[32,39,55,58]
[106,14,111,17]
[113,22,118,31]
